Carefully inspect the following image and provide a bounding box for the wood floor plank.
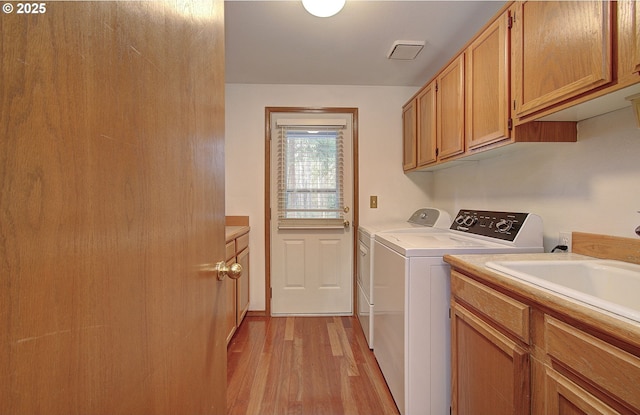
[227,316,400,415]
[333,316,359,376]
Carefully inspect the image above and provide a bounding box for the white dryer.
[373,209,544,415]
[357,208,451,349]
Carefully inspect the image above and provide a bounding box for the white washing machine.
[357,208,451,349]
[373,209,544,415]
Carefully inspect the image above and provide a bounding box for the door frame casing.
[264,107,359,317]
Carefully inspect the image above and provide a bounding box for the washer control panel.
[451,210,531,242]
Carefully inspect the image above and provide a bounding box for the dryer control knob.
[496,219,513,233]
[462,216,477,227]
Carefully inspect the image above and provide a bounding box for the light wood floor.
[227,316,400,415]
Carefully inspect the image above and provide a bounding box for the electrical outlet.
[370,195,378,209]
[559,232,572,252]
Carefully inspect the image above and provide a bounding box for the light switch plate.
[370,196,378,209]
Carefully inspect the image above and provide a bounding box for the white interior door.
[270,111,354,315]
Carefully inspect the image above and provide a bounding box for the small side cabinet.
[225,217,250,345]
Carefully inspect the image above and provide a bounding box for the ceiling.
[224,0,506,87]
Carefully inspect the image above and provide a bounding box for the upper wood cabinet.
[416,81,437,167]
[633,1,640,75]
[437,54,466,160]
[402,100,417,171]
[466,13,510,150]
[409,55,465,169]
[617,0,640,87]
[511,1,613,119]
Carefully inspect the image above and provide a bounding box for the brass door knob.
[215,261,242,281]
[199,262,243,280]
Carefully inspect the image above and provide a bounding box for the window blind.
[276,119,346,229]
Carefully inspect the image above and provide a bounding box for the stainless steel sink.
[485,259,640,322]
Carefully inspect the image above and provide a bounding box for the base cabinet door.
[236,247,250,326]
[451,302,530,415]
[225,258,237,344]
[544,368,621,415]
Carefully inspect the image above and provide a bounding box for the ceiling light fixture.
[302,0,346,18]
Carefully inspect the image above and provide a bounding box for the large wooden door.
[0,2,227,414]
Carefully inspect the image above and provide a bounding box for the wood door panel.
[617,0,640,86]
[1,2,226,414]
[545,368,622,415]
[466,13,509,149]
[513,1,612,117]
[452,303,530,415]
[403,101,417,170]
[437,55,465,159]
[416,82,437,166]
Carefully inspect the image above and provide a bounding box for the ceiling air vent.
[386,40,425,60]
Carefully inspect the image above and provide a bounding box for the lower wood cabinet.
[225,224,250,345]
[543,367,621,415]
[451,302,530,415]
[451,271,530,415]
[450,270,640,415]
[235,244,250,326]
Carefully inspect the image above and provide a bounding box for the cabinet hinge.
[448,308,451,319]
[513,99,517,111]
[435,82,439,92]
[508,11,514,29]
[508,118,513,130]
[270,287,272,299]
[435,147,439,157]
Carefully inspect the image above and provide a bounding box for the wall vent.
[387,40,425,60]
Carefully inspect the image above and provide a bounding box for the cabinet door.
[635,1,640,74]
[466,12,509,150]
[416,82,438,166]
[437,54,465,160]
[236,247,250,327]
[402,100,417,171]
[225,258,237,344]
[451,302,530,415]
[511,1,613,118]
[545,316,640,412]
[617,0,640,87]
[544,368,621,415]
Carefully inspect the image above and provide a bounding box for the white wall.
[225,83,433,311]
[227,83,640,312]
[430,107,640,250]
